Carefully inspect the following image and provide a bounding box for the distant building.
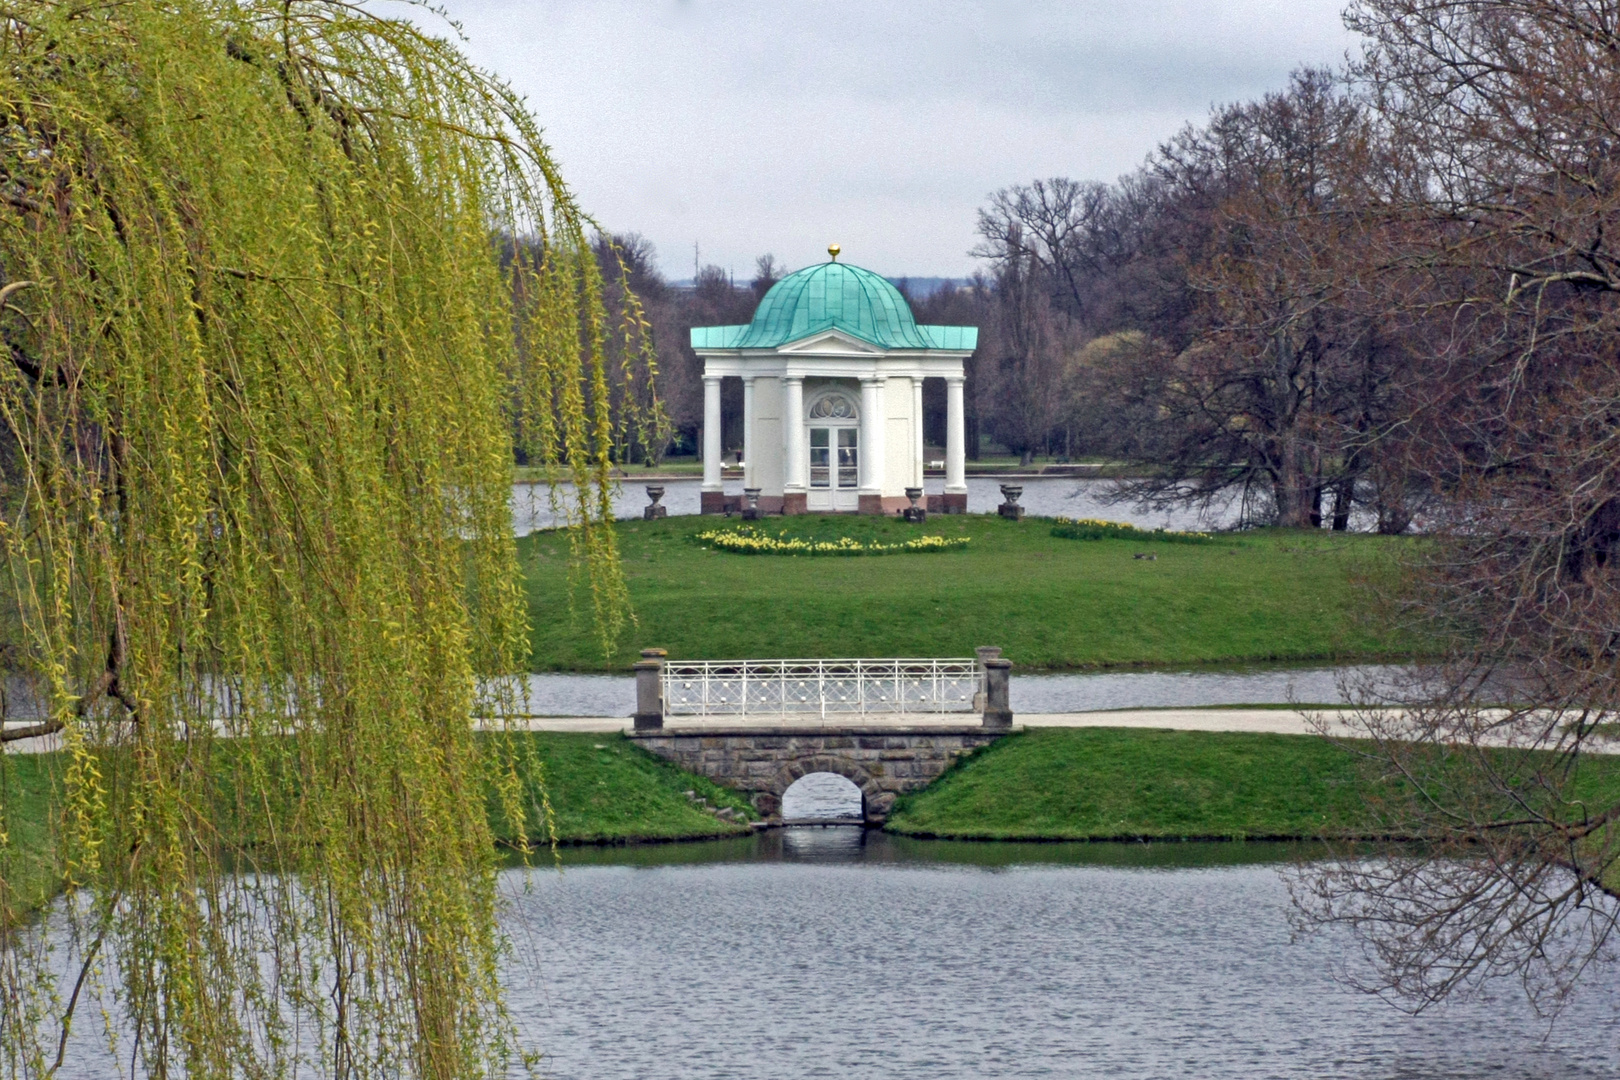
[690,249,977,515]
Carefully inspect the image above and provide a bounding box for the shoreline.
[520,652,1428,676]
[517,820,1417,850]
[14,724,1619,912]
[513,463,1152,484]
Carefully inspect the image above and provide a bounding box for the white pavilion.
[691,248,977,515]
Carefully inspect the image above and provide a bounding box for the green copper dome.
[689,261,978,352]
[739,261,928,349]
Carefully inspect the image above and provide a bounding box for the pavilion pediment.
[777,329,885,356]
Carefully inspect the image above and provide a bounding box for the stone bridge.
[627,725,1007,823]
[627,649,1016,822]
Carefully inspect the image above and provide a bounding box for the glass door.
[810,428,831,490]
[808,426,858,510]
[836,429,859,490]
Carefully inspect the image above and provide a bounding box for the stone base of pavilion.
[699,490,968,516]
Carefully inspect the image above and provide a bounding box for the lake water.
[37,837,1617,1078]
[518,664,1409,718]
[512,476,1243,534]
[506,832,1620,1079]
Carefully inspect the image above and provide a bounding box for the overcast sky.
[428,1,1359,280]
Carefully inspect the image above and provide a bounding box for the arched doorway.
[781,771,864,822]
[805,389,859,512]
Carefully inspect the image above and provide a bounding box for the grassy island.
[885,727,1620,841]
[521,514,1418,672]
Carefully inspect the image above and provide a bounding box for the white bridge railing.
[660,658,982,719]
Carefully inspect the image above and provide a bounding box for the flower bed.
[695,526,970,556]
[1049,517,1214,544]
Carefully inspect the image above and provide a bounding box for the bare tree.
[1102,70,1403,527]
[589,241,776,460]
[974,177,1155,460]
[594,233,672,465]
[977,179,1128,326]
[979,226,1073,463]
[912,277,997,459]
[977,72,1423,522]
[1293,0,1620,1013]
[751,253,781,297]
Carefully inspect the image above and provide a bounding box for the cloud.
[427,0,1358,276]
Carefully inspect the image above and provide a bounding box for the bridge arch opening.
[781,772,864,822]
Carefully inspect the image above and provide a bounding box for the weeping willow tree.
[0,0,656,1075]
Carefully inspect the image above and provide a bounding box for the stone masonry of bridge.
[627,726,1005,823]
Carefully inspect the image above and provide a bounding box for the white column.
[702,375,722,492]
[912,377,924,488]
[859,377,885,495]
[783,376,806,493]
[742,376,756,489]
[945,375,967,494]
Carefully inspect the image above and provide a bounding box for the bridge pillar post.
[633,648,666,730]
[982,657,1013,730]
[973,645,1002,712]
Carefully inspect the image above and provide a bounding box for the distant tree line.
[592,62,1437,526]
[972,65,1425,530]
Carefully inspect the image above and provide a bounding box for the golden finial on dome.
[827,243,840,262]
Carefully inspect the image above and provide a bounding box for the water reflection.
[535,830,1333,870]
[778,824,869,860]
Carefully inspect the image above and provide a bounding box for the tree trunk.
[1373,467,1412,534]
[1274,438,1314,528]
[1331,480,1353,532]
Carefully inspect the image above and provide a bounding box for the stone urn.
[997,484,1025,521]
[903,486,927,523]
[643,485,668,521]
[741,487,763,521]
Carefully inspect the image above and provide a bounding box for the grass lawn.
[521,514,1417,672]
[493,732,755,846]
[1,753,60,920]
[884,727,1620,842]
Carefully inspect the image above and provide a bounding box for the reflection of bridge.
[627,649,1015,823]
